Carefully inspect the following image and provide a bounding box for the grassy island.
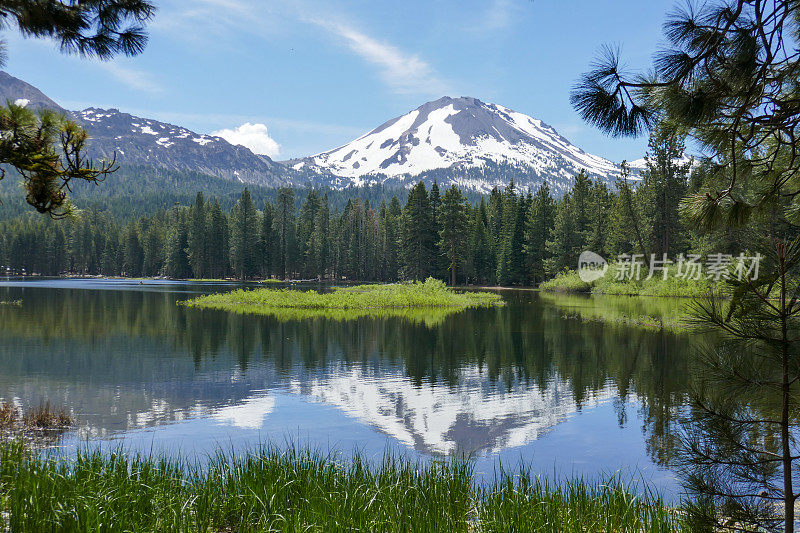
[179,278,503,323]
[0,440,681,532]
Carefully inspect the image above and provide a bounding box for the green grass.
[180,278,504,324]
[540,266,725,298]
[0,440,683,532]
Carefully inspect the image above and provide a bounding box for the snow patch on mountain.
[290,96,624,192]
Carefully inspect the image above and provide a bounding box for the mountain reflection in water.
[0,280,691,485]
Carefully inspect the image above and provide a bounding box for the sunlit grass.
[0,441,683,532]
[540,266,725,298]
[478,465,679,532]
[180,278,504,324]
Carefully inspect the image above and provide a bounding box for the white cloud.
[309,19,448,96]
[213,122,281,157]
[99,62,163,94]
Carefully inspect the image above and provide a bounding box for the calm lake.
[0,279,695,495]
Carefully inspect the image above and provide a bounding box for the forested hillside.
[0,130,775,285]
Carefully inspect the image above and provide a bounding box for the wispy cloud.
[309,18,448,96]
[484,0,514,30]
[152,0,288,45]
[153,0,449,97]
[98,62,163,94]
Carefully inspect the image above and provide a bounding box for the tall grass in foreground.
[0,440,684,532]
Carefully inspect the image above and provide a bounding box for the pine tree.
[400,182,436,280]
[571,169,593,245]
[308,194,330,279]
[487,187,504,284]
[165,207,191,279]
[275,188,296,280]
[574,8,800,527]
[638,124,690,258]
[586,181,612,258]
[429,181,444,277]
[141,220,164,277]
[297,190,321,277]
[524,182,556,284]
[259,202,276,278]
[379,197,402,281]
[123,223,143,277]
[545,194,580,275]
[101,227,122,276]
[608,162,650,261]
[188,192,208,279]
[438,185,469,285]
[207,201,229,279]
[468,199,492,285]
[496,181,526,285]
[229,188,261,281]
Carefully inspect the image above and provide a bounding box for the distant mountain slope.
[0,72,291,187]
[0,72,65,111]
[0,72,649,195]
[289,96,623,193]
[74,108,290,186]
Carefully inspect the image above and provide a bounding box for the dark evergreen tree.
[524,182,556,284]
[141,219,164,277]
[586,181,612,258]
[468,199,493,285]
[308,194,330,279]
[400,182,436,280]
[188,192,208,279]
[275,188,296,280]
[229,188,260,281]
[638,124,690,258]
[207,200,229,279]
[429,180,444,277]
[123,223,143,277]
[496,181,526,285]
[438,185,469,285]
[545,194,580,275]
[297,190,321,278]
[259,202,276,278]
[165,207,191,279]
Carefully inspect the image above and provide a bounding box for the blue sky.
[5,0,676,162]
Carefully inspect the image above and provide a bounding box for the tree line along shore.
[1,124,771,291]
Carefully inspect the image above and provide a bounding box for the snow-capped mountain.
[74,108,289,186]
[0,72,290,186]
[0,71,646,194]
[289,96,623,194]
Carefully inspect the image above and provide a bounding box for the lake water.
[0,279,695,495]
